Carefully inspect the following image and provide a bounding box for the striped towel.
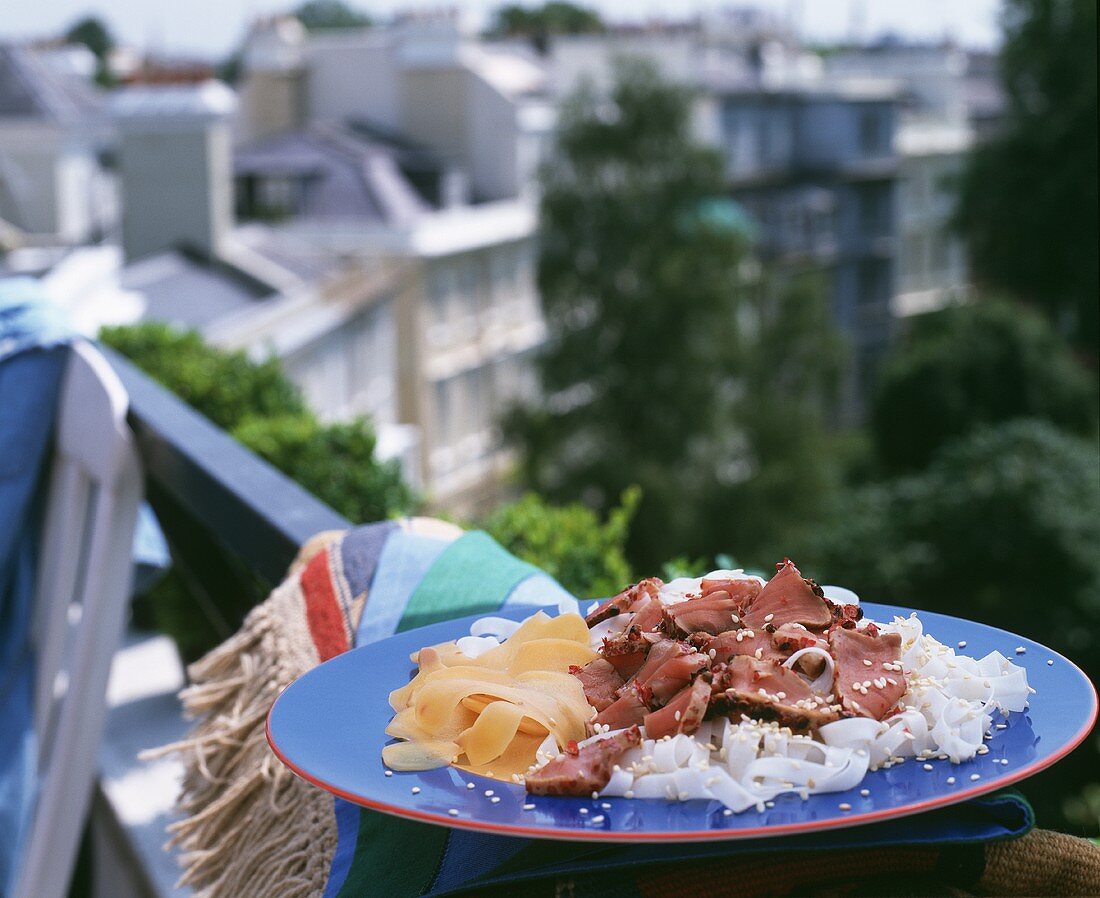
[158,521,1100,898]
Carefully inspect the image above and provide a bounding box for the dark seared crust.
[585,579,662,627]
[706,690,843,732]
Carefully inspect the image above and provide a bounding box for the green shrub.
[232,414,413,525]
[482,487,639,599]
[101,322,306,430]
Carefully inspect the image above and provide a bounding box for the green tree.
[65,15,115,86]
[956,0,1098,354]
[293,0,371,31]
[871,299,1098,473]
[482,487,638,599]
[509,60,843,570]
[806,419,1100,831]
[492,2,603,49]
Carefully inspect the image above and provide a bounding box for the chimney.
[110,81,237,263]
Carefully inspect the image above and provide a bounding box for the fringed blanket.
[149,521,1100,897]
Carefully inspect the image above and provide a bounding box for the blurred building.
[237,15,555,203]
[713,81,899,405]
[824,42,973,319]
[0,44,114,247]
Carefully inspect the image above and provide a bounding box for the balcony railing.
[91,348,353,898]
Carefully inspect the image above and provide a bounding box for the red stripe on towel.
[301,548,350,661]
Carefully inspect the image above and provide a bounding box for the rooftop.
[234,125,434,226]
[0,44,101,123]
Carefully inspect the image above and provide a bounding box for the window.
[858,109,888,156]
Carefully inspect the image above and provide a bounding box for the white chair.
[14,340,143,898]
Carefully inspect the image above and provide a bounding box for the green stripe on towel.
[397,531,541,633]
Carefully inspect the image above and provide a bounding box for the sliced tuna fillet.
[741,559,831,631]
[644,675,712,740]
[593,682,649,730]
[570,658,624,712]
[601,626,652,679]
[663,590,745,637]
[829,626,905,720]
[644,651,710,705]
[707,656,840,732]
[699,629,788,666]
[525,726,642,796]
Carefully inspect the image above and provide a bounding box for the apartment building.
[825,42,972,318]
[713,82,899,404]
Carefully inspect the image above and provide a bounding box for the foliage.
[491,2,603,49]
[101,323,307,430]
[956,0,1098,355]
[293,0,371,31]
[65,15,115,86]
[482,487,639,599]
[102,322,414,660]
[232,415,412,525]
[805,420,1100,829]
[871,299,1098,473]
[508,60,844,571]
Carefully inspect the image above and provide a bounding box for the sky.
[2,0,1004,61]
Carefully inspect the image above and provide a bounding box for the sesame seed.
[674,710,682,721]
[601,802,612,809]
[970,774,981,781]
[947,777,956,785]
[624,790,635,799]
[466,782,475,790]
[723,808,733,816]
[1015,646,1026,654]
[838,803,852,811]
[996,723,1008,730]
[484,790,494,797]
[923,763,934,771]
[448,808,459,816]
[411,787,420,794]
[764,613,775,623]
[491,796,501,803]
[860,789,870,797]
[522,803,535,810]
[384,770,393,777]
[591,791,599,799]
[591,815,605,823]
[862,659,873,667]
[579,808,588,814]
[957,641,967,649]
[1047,659,1054,666]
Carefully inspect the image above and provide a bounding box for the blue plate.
[267,603,1096,842]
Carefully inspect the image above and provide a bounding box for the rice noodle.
[782,646,835,693]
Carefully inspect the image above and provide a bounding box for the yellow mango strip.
[508,638,597,675]
[457,701,527,766]
[382,740,459,771]
[454,731,546,780]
